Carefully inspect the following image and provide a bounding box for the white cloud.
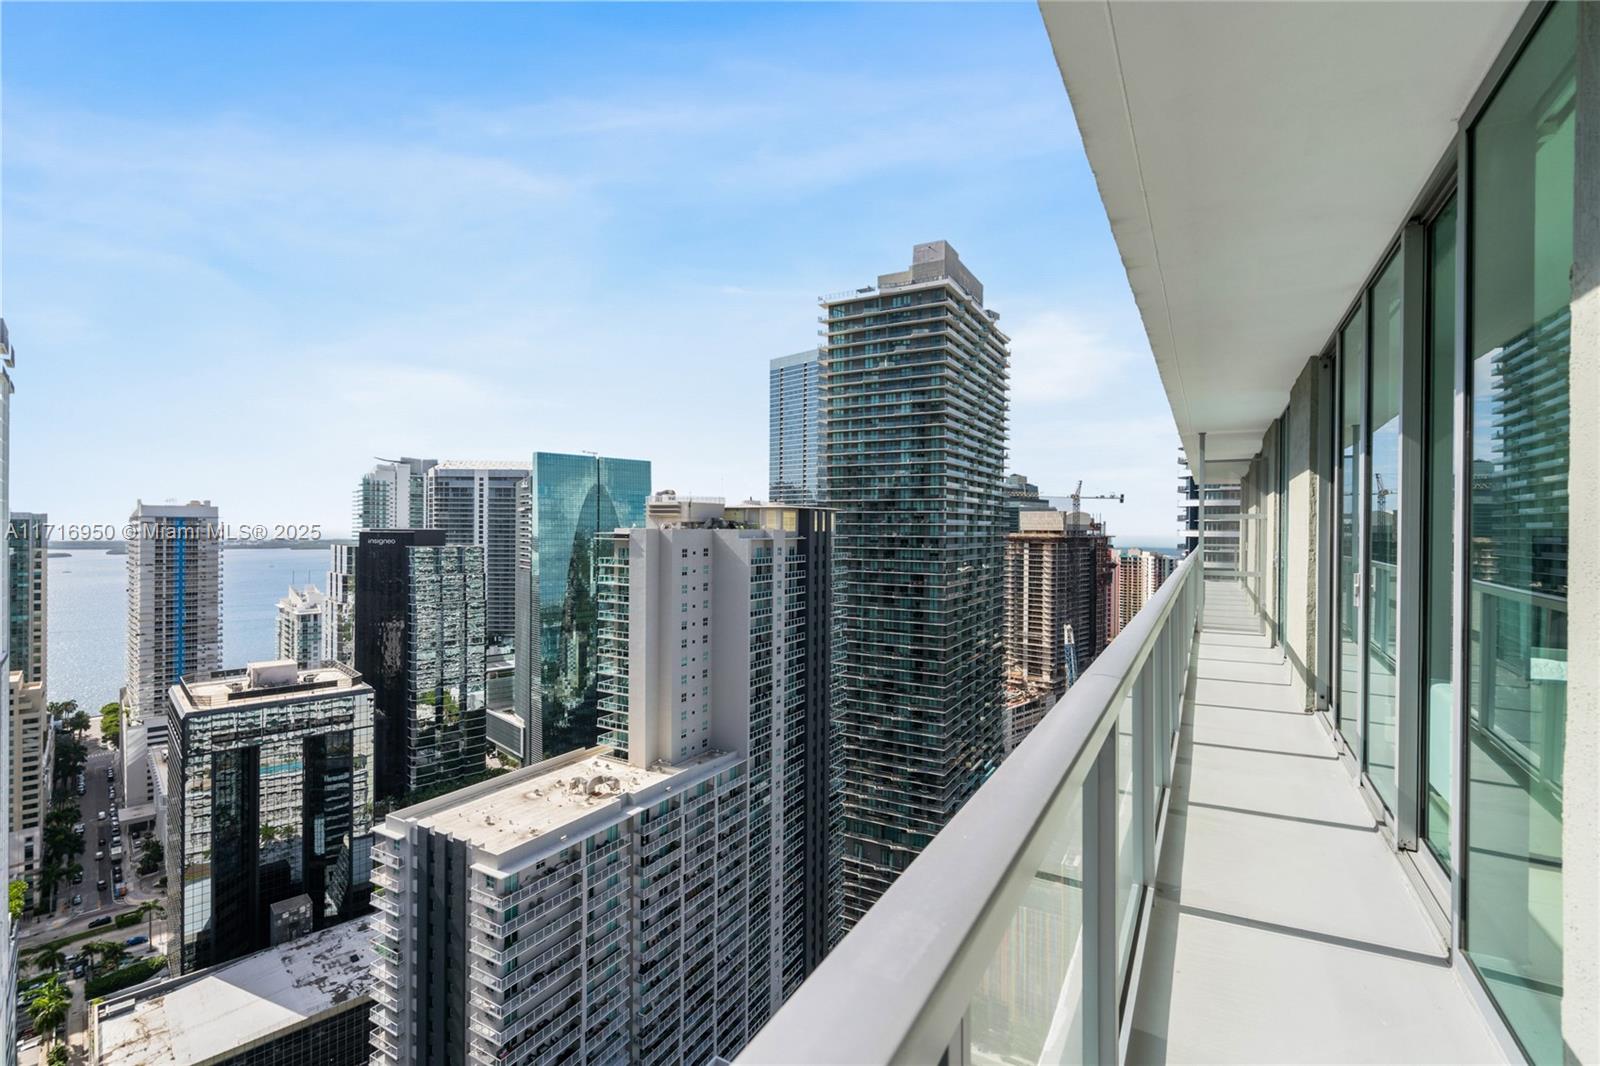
[1006,306,1148,404]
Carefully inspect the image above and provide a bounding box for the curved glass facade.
[516,452,650,761]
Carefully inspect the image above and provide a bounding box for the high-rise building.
[371,494,831,1066]
[1002,513,1073,754]
[821,241,1009,927]
[166,659,375,974]
[0,319,17,1066]
[276,585,329,668]
[508,451,650,764]
[7,511,46,687]
[5,510,50,905]
[354,530,486,801]
[124,501,223,813]
[1178,453,1240,568]
[1115,548,1176,630]
[7,672,49,904]
[769,350,823,505]
[354,457,435,532]
[424,461,527,646]
[600,493,840,975]
[327,542,357,666]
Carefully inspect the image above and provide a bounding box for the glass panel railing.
[737,552,1200,1065]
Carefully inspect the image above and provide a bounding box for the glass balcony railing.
[739,552,1200,1063]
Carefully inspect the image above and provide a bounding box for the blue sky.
[1,2,1178,544]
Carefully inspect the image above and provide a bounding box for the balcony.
[740,564,1506,1064]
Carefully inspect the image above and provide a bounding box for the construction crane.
[1068,480,1125,514]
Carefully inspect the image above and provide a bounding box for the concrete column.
[1284,358,1322,713]
[1563,5,1598,1061]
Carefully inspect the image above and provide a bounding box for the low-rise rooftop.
[93,918,375,1066]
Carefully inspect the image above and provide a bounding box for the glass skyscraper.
[507,452,650,763]
[770,349,823,505]
[822,241,1009,929]
[354,530,487,801]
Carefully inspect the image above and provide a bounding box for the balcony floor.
[1128,581,1504,1064]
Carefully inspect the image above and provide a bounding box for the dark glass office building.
[508,452,650,763]
[355,529,487,801]
[167,661,375,974]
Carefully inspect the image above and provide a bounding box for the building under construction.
[1002,507,1115,751]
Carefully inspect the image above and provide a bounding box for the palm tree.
[141,900,167,943]
[94,941,129,975]
[27,975,69,1044]
[29,944,66,976]
[81,940,121,979]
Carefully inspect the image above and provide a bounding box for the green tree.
[140,899,167,943]
[8,879,24,919]
[27,975,69,1043]
[81,940,126,979]
[100,701,123,745]
[137,835,164,876]
[48,1044,68,1066]
[29,943,67,976]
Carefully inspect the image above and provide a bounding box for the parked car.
[73,822,85,836]
[71,963,85,979]
[94,850,103,861]
[71,872,82,885]
[88,915,113,928]
[98,836,106,848]
[97,810,107,822]
[124,935,147,947]
[96,879,107,891]
[112,869,123,884]
[70,894,82,907]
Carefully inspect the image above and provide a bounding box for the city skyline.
[1,3,1179,545]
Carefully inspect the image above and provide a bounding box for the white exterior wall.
[1,335,14,1066]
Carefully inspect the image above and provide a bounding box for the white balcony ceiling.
[1041,0,1526,481]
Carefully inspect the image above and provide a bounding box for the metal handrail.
[738,550,1200,1065]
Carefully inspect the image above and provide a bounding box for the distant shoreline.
[48,539,353,552]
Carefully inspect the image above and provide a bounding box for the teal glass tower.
[507,452,650,762]
[823,241,1009,930]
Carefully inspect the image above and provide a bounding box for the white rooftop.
[411,752,683,855]
[172,661,367,714]
[94,919,375,1066]
[430,459,531,471]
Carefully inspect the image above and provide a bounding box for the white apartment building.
[1115,548,1177,630]
[123,500,223,813]
[371,493,835,1066]
[1,318,18,1066]
[326,542,356,666]
[355,457,435,532]
[425,461,528,645]
[7,673,49,904]
[275,584,329,668]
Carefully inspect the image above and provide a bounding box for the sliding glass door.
[1462,5,1574,1060]
[1422,198,1456,868]
[1335,313,1364,759]
[1365,253,1403,811]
